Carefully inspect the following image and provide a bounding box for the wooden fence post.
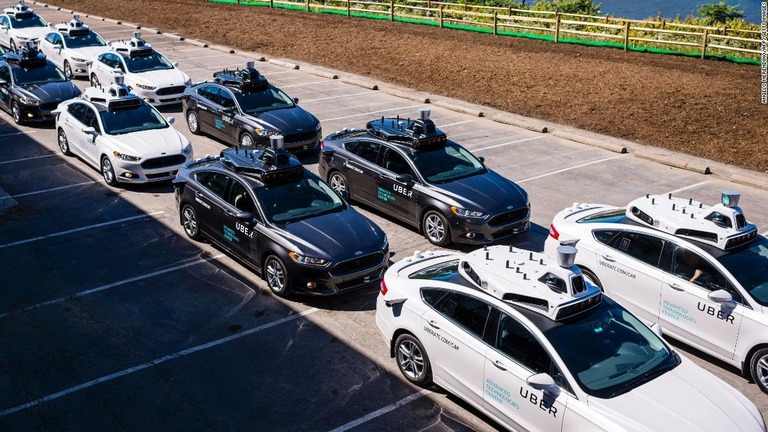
[722,25,727,35]
[661,19,665,30]
[493,11,497,35]
[427,0,431,8]
[439,5,443,28]
[701,28,709,59]
[623,20,630,50]
[554,11,560,43]
[269,0,273,7]
[346,0,350,16]
[390,0,394,21]
[306,0,310,12]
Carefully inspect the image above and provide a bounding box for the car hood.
[432,169,528,213]
[587,357,764,432]
[11,26,50,41]
[103,128,189,158]
[248,106,319,134]
[67,46,111,60]
[19,81,81,104]
[277,209,385,260]
[129,68,189,87]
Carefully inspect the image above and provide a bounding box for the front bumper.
[132,88,186,107]
[448,212,531,244]
[112,154,191,184]
[285,248,389,296]
[17,104,56,122]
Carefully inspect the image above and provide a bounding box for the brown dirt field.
[43,0,768,172]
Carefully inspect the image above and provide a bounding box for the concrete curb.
[164,32,185,41]
[341,77,378,90]
[730,175,768,192]
[634,150,711,175]
[268,59,299,70]
[492,114,548,133]
[231,50,265,61]
[302,67,339,80]
[433,100,483,117]
[552,130,627,154]
[207,44,236,54]
[184,38,209,48]
[379,87,430,104]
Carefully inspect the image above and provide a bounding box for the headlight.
[113,151,141,162]
[288,252,328,266]
[315,123,322,130]
[134,83,156,91]
[451,206,486,219]
[18,96,41,106]
[255,128,281,137]
[70,57,87,62]
[183,143,192,154]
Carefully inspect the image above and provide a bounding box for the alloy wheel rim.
[397,340,423,380]
[425,215,444,242]
[757,355,768,388]
[182,207,197,236]
[266,259,285,292]
[58,131,67,152]
[330,174,346,191]
[101,158,114,183]
[187,112,198,132]
[241,134,253,147]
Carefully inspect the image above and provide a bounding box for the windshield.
[12,64,66,85]
[64,32,106,49]
[255,173,344,224]
[545,298,679,398]
[716,236,768,306]
[410,142,485,183]
[124,52,173,73]
[234,87,294,114]
[98,104,168,135]
[10,15,46,29]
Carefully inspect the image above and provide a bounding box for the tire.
[422,210,451,247]
[100,155,118,186]
[328,171,348,193]
[750,348,768,394]
[395,333,432,386]
[90,73,100,88]
[181,204,202,241]
[264,255,292,298]
[11,101,21,125]
[186,110,202,135]
[580,267,603,291]
[57,128,72,156]
[239,132,255,148]
[63,60,73,80]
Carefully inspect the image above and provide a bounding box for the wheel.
[9,39,16,52]
[11,101,21,124]
[422,210,450,246]
[100,155,118,186]
[181,204,201,241]
[90,73,100,88]
[580,267,603,291]
[57,128,72,156]
[328,171,348,193]
[63,60,74,80]
[750,348,768,394]
[239,132,255,148]
[186,110,202,135]
[264,255,292,297]
[395,333,432,386]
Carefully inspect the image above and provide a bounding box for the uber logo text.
[519,388,557,417]
[697,302,735,324]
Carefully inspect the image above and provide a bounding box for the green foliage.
[530,0,601,15]
[696,2,744,24]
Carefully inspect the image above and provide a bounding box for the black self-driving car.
[173,137,389,297]
[318,109,530,246]
[0,43,81,124]
[182,62,321,152]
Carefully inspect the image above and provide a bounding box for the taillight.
[549,224,559,240]
[380,279,388,295]
[320,141,326,150]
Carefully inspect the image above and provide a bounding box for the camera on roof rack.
[113,31,153,58]
[83,72,142,110]
[6,0,33,18]
[219,135,303,185]
[5,39,46,67]
[213,61,269,93]
[57,15,90,37]
[366,108,447,149]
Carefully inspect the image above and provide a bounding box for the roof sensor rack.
[366,108,448,149]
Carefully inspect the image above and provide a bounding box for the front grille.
[40,102,59,111]
[334,269,383,292]
[331,252,384,276]
[488,208,529,227]
[146,170,177,179]
[491,222,529,240]
[284,130,318,144]
[156,86,187,96]
[141,154,186,169]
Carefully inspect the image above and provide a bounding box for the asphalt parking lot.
[2,7,768,431]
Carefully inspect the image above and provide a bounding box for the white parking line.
[0,254,226,319]
[320,104,424,122]
[328,390,431,432]
[0,153,56,166]
[475,136,546,152]
[439,120,474,128]
[0,211,164,250]
[9,180,103,198]
[517,155,624,183]
[279,81,330,89]
[667,181,712,195]
[301,92,371,104]
[175,52,236,61]
[0,307,320,418]
[0,131,36,139]
[184,63,244,72]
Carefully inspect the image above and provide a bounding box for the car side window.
[67,103,88,124]
[593,229,619,245]
[217,88,236,109]
[44,33,56,44]
[83,107,100,133]
[196,172,231,199]
[609,231,664,268]
[421,288,448,307]
[350,140,381,165]
[197,85,215,102]
[437,293,491,338]
[381,147,414,176]
[229,181,256,213]
[0,65,10,83]
[0,16,8,27]
[668,245,740,301]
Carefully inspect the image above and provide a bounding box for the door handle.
[493,360,507,371]
[225,210,236,217]
[194,191,203,198]
[667,283,685,291]
[602,254,616,262]
[428,320,440,329]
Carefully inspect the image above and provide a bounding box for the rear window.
[577,209,627,224]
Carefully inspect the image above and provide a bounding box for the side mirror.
[236,211,253,222]
[395,173,413,184]
[478,156,485,164]
[708,289,734,304]
[81,126,97,135]
[173,61,180,68]
[222,106,236,114]
[526,373,560,398]
[292,97,299,104]
[0,25,8,31]
[167,116,176,125]
[650,322,663,338]
[0,78,7,86]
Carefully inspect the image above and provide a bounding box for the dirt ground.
[43,0,768,172]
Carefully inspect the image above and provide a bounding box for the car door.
[221,179,262,262]
[41,32,63,67]
[213,87,239,142]
[592,229,665,324]
[61,102,94,162]
[419,290,490,407]
[190,85,218,135]
[483,310,566,432]
[192,171,232,245]
[0,16,10,48]
[377,146,418,223]
[658,243,742,360]
[343,139,382,206]
[0,64,11,112]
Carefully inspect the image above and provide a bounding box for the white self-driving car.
[39,15,110,79]
[54,77,193,186]
[376,246,765,431]
[88,31,190,106]
[546,190,768,394]
[0,1,48,51]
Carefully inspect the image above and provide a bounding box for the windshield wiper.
[607,354,679,398]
